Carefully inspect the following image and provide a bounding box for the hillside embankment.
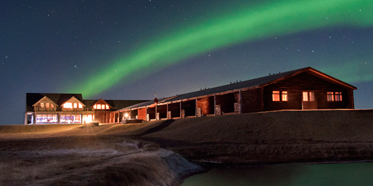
[1,110,373,185]
[131,109,373,165]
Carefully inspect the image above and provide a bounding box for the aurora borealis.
[67,0,373,97]
[1,0,373,124]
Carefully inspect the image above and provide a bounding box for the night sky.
[1,0,372,125]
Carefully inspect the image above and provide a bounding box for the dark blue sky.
[1,0,372,124]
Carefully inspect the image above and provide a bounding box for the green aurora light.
[67,0,373,97]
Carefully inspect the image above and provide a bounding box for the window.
[79,103,83,108]
[94,105,97,109]
[106,104,109,109]
[273,91,288,101]
[327,92,342,102]
[73,103,77,108]
[272,91,280,101]
[102,104,105,109]
[63,103,72,108]
[303,92,315,102]
[97,104,101,109]
[40,103,45,108]
[35,114,57,124]
[335,92,342,101]
[46,103,50,108]
[309,92,315,101]
[51,104,54,108]
[327,92,334,101]
[303,92,308,101]
[282,91,288,101]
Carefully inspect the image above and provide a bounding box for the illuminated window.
[51,104,54,108]
[272,91,280,101]
[309,92,315,101]
[79,103,83,108]
[303,92,309,101]
[102,104,105,109]
[94,105,97,109]
[63,103,72,108]
[46,103,50,108]
[327,92,342,102]
[73,103,77,108]
[97,104,101,109]
[327,92,334,101]
[282,91,288,101]
[303,92,315,102]
[40,103,45,108]
[106,104,109,109]
[335,92,342,101]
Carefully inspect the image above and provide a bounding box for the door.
[302,91,317,109]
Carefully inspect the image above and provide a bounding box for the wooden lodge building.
[25,93,147,124]
[25,67,357,124]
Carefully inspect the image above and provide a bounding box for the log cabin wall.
[263,72,353,111]
[147,107,156,120]
[182,100,196,117]
[130,109,138,119]
[138,108,147,120]
[157,105,168,119]
[241,88,262,113]
[215,93,238,114]
[94,111,109,123]
[196,96,214,115]
[168,102,181,118]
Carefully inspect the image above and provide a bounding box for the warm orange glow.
[106,104,109,109]
[335,92,342,101]
[83,114,93,123]
[97,104,101,109]
[327,92,334,101]
[46,103,50,108]
[94,105,96,109]
[40,103,45,108]
[79,103,83,108]
[272,91,280,101]
[63,103,72,108]
[51,104,54,108]
[309,92,315,101]
[282,91,288,101]
[303,92,308,101]
[73,103,77,108]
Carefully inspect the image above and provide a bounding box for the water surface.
[182,162,373,186]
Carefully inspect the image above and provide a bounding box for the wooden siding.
[138,108,147,120]
[196,96,214,115]
[263,72,353,111]
[241,88,262,113]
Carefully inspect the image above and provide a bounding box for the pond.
[182,162,373,186]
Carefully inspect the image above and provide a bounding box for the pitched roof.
[83,99,149,110]
[160,67,357,103]
[26,93,83,111]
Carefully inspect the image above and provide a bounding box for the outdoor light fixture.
[124,113,129,118]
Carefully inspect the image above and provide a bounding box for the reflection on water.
[182,162,373,186]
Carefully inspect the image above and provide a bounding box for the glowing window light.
[97,104,102,109]
[40,103,45,108]
[63,103,72,108]
[282,91,288,101]
[79,103,83,108]
[303,92,309,101]
[73,103,77,108]
[106,104,109,109]
[94,105,97,109]
[335,92,342,101]
[327,92,334,101]
[272,91,280,101]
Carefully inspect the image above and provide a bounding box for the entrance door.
[302,91,317,109]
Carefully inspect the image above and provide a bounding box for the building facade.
[25,67,357,124]
[25,93,147,124]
